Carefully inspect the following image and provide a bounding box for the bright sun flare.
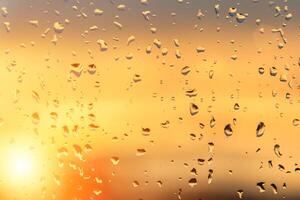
[13,156,32,175]
[0,145,48,192]
[7,151,36,180]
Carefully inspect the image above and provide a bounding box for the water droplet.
[185,89,198,97]
[29,20,39,27]
[94,8,104,16]
[274,144,282,158]
[224,124,233,137]
[256,182,266,192]
[32,91,40,103]
[1,7,8,17]
[73,144,84,161]
[97,39,108,51]
[234,103,240,110]
[237,190,243,199]
[270,67,277,76]
[133,180,140,187]
[133,74,142,83]
[229,7,237,16]
[127,35,135,46]
[292,119,299,126]
[188,178,197,187]
[136,149,146,156]
[285,13,292,20]
[208,142,214,153]
[256,122,265,137]
[53,174,61,186]
[70,63,83,77]
[110,157,120,165]
[53,22,64,33]
[31,112,40,124]
[142,127,151,136]
[196,46,205,53]
[189,103,199,116]
[181,66,191,75]
[198,158,205,165]
[236,13,247,23]
[87,64,97,75]
[93,190,102,196]
[210,116,216,128]
[117,4,126,11]
[208,169,213,184]
[258,67,265,75]
[271,183,278,194]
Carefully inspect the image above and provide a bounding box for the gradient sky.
[0,0,300,200]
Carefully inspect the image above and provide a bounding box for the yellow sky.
[0,0,300,200]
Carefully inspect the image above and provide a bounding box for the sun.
[4,149,39,182]
[12,155,33,176]
[0,141,59,199]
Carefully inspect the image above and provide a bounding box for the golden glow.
[0,0,300,199]
[4,149,38,183]
[10,152,33,178]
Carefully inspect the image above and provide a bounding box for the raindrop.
[270,67,277,76]
[136,149,146,156]
[258,67,264,75]
[274,144,282,158]
[127,35,135,46]
[87,64,97,75]
[236,13,247,23]
[188,178,197,187]
[185,89,198,97]
[53,22,64,33]
[110,157,120,165]
[237,190,243,199]
[70,63,83,77]
[256,122,265,137]
[210,116,216,128]
[181,66,191,75]
[97,39,108,51]
[142,127,151,136]
[93,190,102,196]
[256,182,266,193]
[198,159,205,165]
[208,169,213,184]
[189,103,199,116]
[270,183,278,194]
[234,103,240,110]
[133,74,142,83]
[133,180,140,187]
[224,124,233,137]
[31,112,40,124]
[229,7,237,16]
[292,119,300,126]
[94,8,104,15]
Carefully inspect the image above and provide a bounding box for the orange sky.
[0,0,300,200]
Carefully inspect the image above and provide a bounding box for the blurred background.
[0,0,299,199]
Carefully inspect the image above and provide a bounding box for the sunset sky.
[0,0,300,199]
